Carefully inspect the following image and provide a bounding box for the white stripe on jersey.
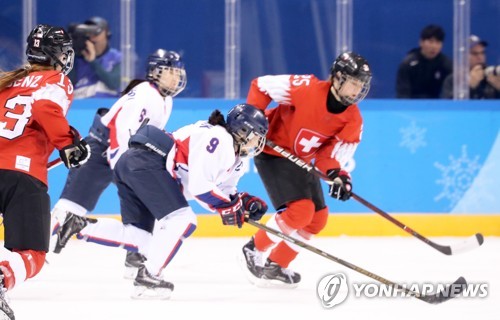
[330,140,358,169]
[256,75,292,105]
[32,83,71,115]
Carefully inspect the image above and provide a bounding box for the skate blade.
[237,252,264,286]
[131,286,173,300]
[254,278,299,289]
[123,267,139,280]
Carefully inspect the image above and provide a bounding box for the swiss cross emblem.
[294,129,328,157]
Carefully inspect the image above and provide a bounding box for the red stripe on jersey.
[174,136,190,165]
[107,106,123,150]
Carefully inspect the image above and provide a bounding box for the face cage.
[48,47,75,75]
[236,131,266,158]
[336,74,371,105]
[153,66,187,97]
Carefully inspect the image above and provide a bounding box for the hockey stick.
[349,194,484,255]
[47,158,63,170]
[246,218,466,304]
[264,139,484,255]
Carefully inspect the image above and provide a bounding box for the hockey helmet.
[146,49,187,97]
[330,52,372,105]
[226,103,268,157]
[26,24,74,75]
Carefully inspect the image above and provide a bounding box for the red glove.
[215,194,245,228]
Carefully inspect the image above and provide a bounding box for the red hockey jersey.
[247,74,362,173]
[0,70,75,185]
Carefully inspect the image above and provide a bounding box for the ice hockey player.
[240,52,372,288]
[53,103,269,299]
[0,24,89,319]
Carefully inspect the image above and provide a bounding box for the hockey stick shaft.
[246,218,465,304]
[47,158,63,170]
[264,139,483,255]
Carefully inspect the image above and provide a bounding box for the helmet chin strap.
[330,83,343,103]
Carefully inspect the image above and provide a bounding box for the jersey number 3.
[0,96,33,139]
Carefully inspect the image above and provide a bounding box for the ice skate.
[132,265,174,300]
[239,237,265,285]
[260,258,301,289]
[124,251,147,280]
[0,274,15,320]
[53,213,97,254]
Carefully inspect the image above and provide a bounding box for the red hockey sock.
[268,241,299,268]
[0,262,15,290]
[254,229,275,252]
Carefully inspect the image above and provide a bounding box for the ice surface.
[7,236,499,320]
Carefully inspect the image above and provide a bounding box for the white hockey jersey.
[170,121,245,211]
[101,81,172,169]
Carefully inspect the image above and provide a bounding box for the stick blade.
[449,233,484,255]
[421,276,467,304]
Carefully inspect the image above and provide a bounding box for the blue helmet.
[226,103,268,157]
[146,49,187,97]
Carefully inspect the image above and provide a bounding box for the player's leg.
[122,147,196,299]
[51,138,113,247]
[243,153,322,287]
[0,170,53,319]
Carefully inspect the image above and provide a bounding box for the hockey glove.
[216,194,245,228]
[59,126,91,168]
[240,192,268,221]
[327,169,352,201]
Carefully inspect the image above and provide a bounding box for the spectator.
[396,24,452,98]
[69,16,121,98]
[441,35,500,99]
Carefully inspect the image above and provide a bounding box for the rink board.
[187,214,500,237]
[48,99,500,215]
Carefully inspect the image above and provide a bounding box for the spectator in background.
[396,24,452,99]
[69,16,121,99]
[441,35,500,99]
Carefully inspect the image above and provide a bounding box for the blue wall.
[48,99,500,215]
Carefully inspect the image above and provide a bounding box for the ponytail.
[121,79,146,96]
[0,63,52,92]
[208,109,227,127]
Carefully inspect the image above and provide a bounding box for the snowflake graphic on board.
[400,121,427,154]
[434,145,481,208]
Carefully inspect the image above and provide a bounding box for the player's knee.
[159,206,197,237]
[302,207,329,235]
[14,250,46,279]
[280,199,316,230]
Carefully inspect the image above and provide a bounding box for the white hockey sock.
[265,213,297,243]
[144,207,197,276]
[50,199,88,233]
[53,198,88,217]
[0,247,26,289]
[79,218,152,253]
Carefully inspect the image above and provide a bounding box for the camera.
[484,65,500,77]
[68,23,101,56]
